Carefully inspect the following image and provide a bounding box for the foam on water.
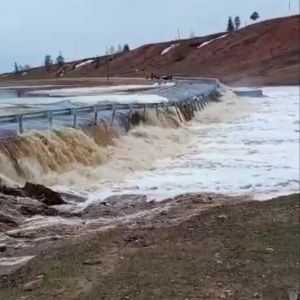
[0,86,298,204]
[0,107,182,187]
[75,86,299,202]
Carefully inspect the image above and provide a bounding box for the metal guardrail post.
[164,103,169,112]
[18,115,23,134]
[174,103,183,123]
[196,99,201,111]
[186,101,192,120]
[47,111,53,128]
[128,105,133,131]
[93,107,98,125]
[155,104,159,117]
[180,101,186,121]
[111,105,116,126]
[192,100,198,112]
[129,105,133,119]
[143,104,147,122]
[71,108,77,128]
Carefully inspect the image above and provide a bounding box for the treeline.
[13,44,130,74]
[44,52,65,71]
[13,63,31,74]
[227,11,260,32]
[107,44,130,55]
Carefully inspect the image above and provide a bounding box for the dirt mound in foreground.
[0,193,298,299]
[1,15,299,86]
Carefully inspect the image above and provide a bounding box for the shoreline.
[0,192,299,299]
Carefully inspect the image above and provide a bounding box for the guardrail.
[0,86,220,134]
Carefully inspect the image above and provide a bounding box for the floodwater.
[51,86,299,203]
[80,86,299,202]
[0,86,299,203]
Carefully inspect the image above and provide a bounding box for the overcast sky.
[0,0,299,72]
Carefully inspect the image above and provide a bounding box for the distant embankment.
[1,15,299,86]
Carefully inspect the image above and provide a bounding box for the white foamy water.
[78,86,299,202]
[1,86,298,204]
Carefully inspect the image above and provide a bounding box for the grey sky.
[0,0,299,72]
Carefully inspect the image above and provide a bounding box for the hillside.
[1,15,299,86]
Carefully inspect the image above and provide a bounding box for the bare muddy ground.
[0,192,299,300]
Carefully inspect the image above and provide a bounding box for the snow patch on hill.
[198,34,228,49]
[161,44,180,56]
[75,60,94,69]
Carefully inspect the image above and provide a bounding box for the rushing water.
[0,86,299,203]
[81,86,299,202]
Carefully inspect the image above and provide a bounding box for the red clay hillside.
[1,15,299,86]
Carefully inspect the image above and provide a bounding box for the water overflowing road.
[0,83,298,277]
[0,80,215,135]
[0,84,298,203]
[70,86,299,202]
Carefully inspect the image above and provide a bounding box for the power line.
[177,28,181,40]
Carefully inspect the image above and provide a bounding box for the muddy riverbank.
[0,192,298,300]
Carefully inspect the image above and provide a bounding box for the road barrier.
[0,86,221,134]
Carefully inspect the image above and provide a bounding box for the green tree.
[250,11,260,21]
[234,16,241,30]
[44,55,53,71]
[227,17,235,32]
[123,44,130,52]
[14,62,19,74]
[56,52,65,67]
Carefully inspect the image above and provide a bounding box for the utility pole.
[289,0,291,13]
[105,46,110,84]
[177,28,181,40]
